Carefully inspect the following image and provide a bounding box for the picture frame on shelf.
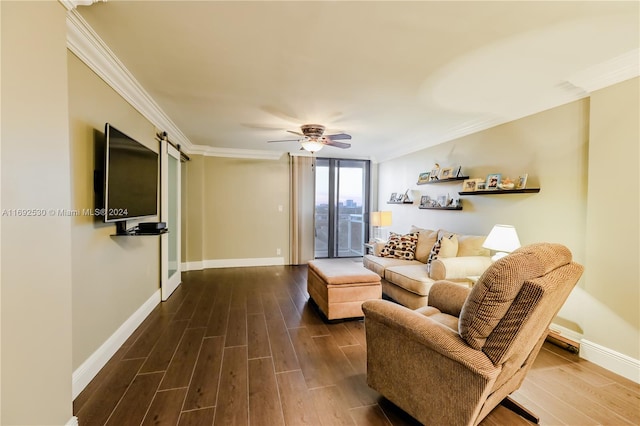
[430,167,440,181]
[462,179,477,192]
[439,167,454,180]
[437,195,448,207]
[419,195,431,208]
[476,181,486,191]
[389,192,397,202]
[516,173,528,189]
[486,173,501,190]
[417,172,430,184]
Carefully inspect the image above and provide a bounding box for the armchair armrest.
[428,280,470,317]
[362,299,496,377]
[372,241,386,256]
[430,256,492,281]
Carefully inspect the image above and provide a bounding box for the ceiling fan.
[267,124,351,153]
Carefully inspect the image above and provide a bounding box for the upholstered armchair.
[362,243,583,426]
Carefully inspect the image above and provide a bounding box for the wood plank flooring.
[74,265,640,425]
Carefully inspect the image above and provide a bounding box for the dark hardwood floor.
[74,265,640,425]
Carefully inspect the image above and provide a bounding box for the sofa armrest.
[362,299,496,377]
[427,280,471,317]
[372,241,386,256]
[430,256,492,281]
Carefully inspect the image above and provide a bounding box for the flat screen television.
[102,123,158,228]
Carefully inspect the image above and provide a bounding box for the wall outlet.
[276,248,281,256]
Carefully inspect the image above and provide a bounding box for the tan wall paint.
[378,87,639,360]
[183,155,205,263]
[585,77,639,359]
[1,2,73,423]
[67,52,160,369]
[184,155,290,263]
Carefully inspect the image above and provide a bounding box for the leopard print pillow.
[380,232,419,260]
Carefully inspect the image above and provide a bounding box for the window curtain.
[289,154,315,265]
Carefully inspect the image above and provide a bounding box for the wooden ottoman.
[307,259,382,320]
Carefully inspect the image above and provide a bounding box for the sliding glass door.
[315,158,370,258]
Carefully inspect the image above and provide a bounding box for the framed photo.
[439,167,454,180]
[516,173,528,189]
[476,181,486,191]
[462,179,477,192]
[437,195,447,207]
[430,167,440,181]
[417,172,430,184]
[486,173,501,190]
[389,192,397,202]
[419,195,431,207]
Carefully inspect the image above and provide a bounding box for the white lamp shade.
[371,211,392,227]
[483,225,521,253]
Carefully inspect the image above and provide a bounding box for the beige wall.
[377,81,639,361]
[585,77,639,359]
[184,155,290,264]
[67,52,161,370]
[1,2,73,424]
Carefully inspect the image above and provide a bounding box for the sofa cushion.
[385,264,435,296]
[457,235,490,257]
[426,234,455,273]
[380,232,419,260]
[409,226,438,263]
[363,254,420,277]
[439,235,459,258]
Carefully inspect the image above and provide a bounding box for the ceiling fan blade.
[286,130,304,136]
[267,139,299,143]
[326,133,352,141]
[325,140,351,149]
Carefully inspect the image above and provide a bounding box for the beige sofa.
[363,226,492,309]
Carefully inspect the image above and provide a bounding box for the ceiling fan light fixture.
[301,138,324,153]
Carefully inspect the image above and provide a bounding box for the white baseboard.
[181,260,204,271]
[66,416,78,426]
[72,289,161,399]
[182,257,285,271]
[580,339,640,384]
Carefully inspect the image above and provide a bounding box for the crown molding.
[567,48,640,94]
[188,145,285,160]
[60,0,105,11]
[65,9,195,151]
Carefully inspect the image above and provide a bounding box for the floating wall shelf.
[419,206,463,211]
[417,176,469,185]
[459,188,540,195]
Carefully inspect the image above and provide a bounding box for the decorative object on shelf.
[417,172,431,184]
[389,192,398,202]
[436,195,448,207]
[439,167,454,180]
[486,173,501,190]
[476,181,487,190]
[462,179,477,192]
[482,224,521,261]
[498,177,515,190]
[516,173,528,189]
[453,166,462,177]
[401,189,412,202]
[430,164,440,181]
[419,195,431,208]
[370,211,392,242]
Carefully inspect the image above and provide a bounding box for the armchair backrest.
[459,243,584,369]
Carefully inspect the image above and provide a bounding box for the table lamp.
[370,211,392,242]
[483,224,521,261]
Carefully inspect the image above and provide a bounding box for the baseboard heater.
[546,329,580,354]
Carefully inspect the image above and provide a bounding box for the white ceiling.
[76,1,639,162]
